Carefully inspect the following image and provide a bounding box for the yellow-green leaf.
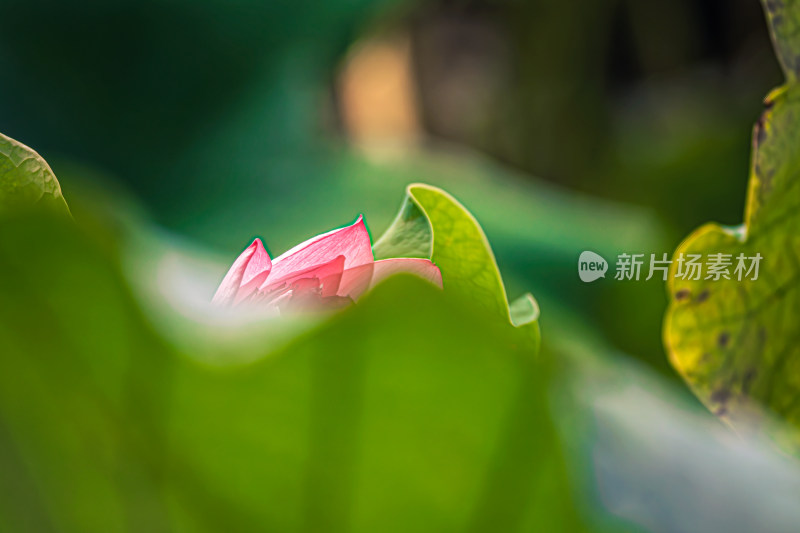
[665,0,800,447]
[0,132,70,215]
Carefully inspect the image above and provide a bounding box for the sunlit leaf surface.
[374,184,539,347]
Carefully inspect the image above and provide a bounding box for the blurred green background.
[0,0,784,376]
[3,1,800,532]
[0,0,782,370]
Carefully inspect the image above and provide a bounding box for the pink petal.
[212,238,273,306]
[337,263,375,300]
[318,261,346,298]
[263,215,373,288]
[235,240,273,304]
[262,255,346,298]
[371,258,442,289]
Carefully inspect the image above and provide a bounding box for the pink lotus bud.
[213,216,441,313]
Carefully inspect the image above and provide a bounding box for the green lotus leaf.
[0,132,70,216]
[665,0,800,447]
[374,183,540,351]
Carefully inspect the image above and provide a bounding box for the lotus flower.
[212,216,441,312]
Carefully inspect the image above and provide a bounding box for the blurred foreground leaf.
[665,0,800,447]
[0,212,575,532]
[0,131,69,215]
